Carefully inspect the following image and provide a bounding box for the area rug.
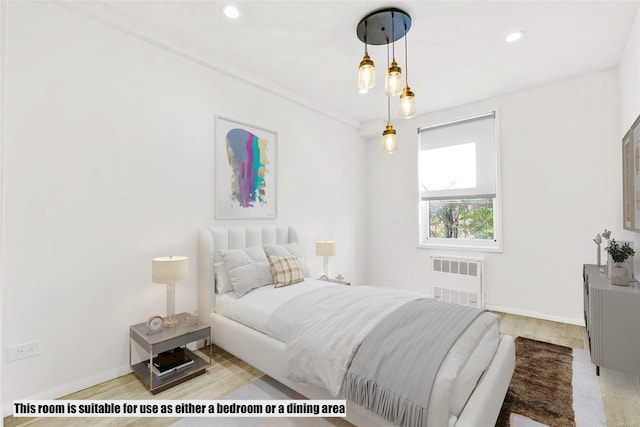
[496,337,606,427]
[173,337,605,427]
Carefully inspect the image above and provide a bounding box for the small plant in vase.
[606,239,635,286]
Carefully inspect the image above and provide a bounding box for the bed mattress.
[214,279,500,425]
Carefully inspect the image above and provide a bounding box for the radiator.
[429,255,484,308]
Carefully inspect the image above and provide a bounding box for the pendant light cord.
[404,22,409,85]
[386,33,390,71]
[386,36,391,122]
[364,20,368,53]
[391,11,396,60]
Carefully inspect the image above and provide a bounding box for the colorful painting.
[214,117,277,219]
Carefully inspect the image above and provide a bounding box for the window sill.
[417,241,502,253]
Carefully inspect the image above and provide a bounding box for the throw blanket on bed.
[344,299,486,427]
[275,286,420,395]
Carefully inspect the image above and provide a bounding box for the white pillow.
[219,246,273,297]
[263,243,309,277]
[214,262,232,295]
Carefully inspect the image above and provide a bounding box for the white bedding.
[214,279,500,425]
[214,278,340,338]
[282,286,420,395]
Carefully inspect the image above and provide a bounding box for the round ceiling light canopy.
[356,8,412,45]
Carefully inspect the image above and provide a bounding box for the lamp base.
[163,316,179,328]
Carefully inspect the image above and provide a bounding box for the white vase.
[611,265,629,286]
[607,251,634,281]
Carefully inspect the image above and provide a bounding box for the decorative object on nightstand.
[605,239,635,286]
[316,240,336,279]
[185,310,199,327]
[146,315,163,335]
[152,255,188,327]
[319,274,351,286]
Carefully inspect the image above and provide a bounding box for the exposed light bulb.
[399,86,416,119]
[382,122,397,154]
[385,59,402,97]
[358,51,375,91]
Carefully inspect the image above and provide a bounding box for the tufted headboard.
[197,225,298,320]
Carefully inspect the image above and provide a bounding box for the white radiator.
[430,255,484,308]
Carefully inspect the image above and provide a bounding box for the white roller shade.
[419,113,496,200]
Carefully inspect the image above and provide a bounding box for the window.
[418,112,500,250]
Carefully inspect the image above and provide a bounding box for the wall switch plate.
[8,341,40,361]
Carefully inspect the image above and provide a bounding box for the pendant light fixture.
[384,12,403,97]
[382,97,397,154]
[399,22,416,119]
[356,8,413,153]
[358,22,375,93]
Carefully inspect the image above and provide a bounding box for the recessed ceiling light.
[222,5,240,19]
[505,31,524,43]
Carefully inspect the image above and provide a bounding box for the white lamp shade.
[152,256,188,284]
[315,241,336,257]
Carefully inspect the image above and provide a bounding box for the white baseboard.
[485,304,585,327]
[1,364,131,417]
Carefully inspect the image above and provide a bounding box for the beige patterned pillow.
[267,255,304,288]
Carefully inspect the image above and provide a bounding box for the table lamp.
[315,241,336,279]
[152,255,188,328]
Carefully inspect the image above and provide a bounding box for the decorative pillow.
[214,262,232,295]
[219,246,273,297]
[263,243,309,277]
[267,255,304,288]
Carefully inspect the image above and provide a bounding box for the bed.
[197,225,515,427]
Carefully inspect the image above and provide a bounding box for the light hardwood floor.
[4,312,640,426]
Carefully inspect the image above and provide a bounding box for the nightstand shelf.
[129,312,211,394]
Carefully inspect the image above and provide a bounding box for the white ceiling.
[71,0,638,127]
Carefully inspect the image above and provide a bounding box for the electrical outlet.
[8,341,40,361]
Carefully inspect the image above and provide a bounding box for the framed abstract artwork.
[623,113,640,232]
[214,116,277,219]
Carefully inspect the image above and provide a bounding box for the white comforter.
[282,286,419,396]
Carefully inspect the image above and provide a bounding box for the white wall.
[366,69,621,325]
[0,1,367,411]
[619,4,640,133]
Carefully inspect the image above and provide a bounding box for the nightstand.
[319,276,351,286]
[129,312,211,394]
